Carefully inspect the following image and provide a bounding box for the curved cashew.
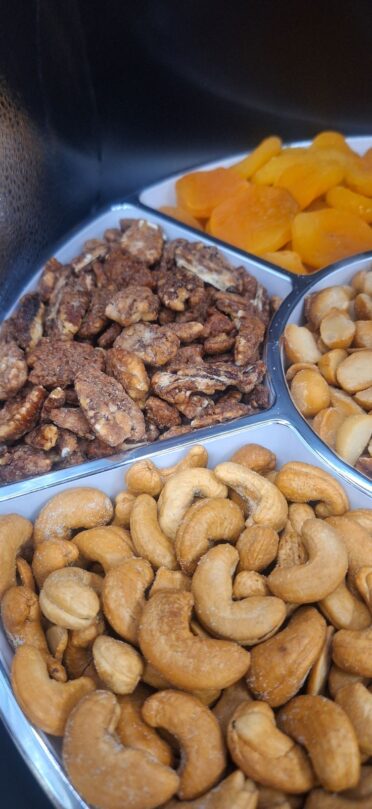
[247,607,326,707]
[355,566,372,611]
[192,544,286,645]
[72,525,133,572]
[164,770,258,809]
[0,514,33,598]
[150,567,191,597]
[12,645,95,735]
[233,571,269,599]
[64,641,94,680]
[268,519,348,603]
[70,613,105,649]
[306,626,334,696]
[33,487,113,544]
[230,444,276,474]
[278,695,360,792]
[319,580,371,630]
[237,525,279,572]
[117,684,173,767]
[305,788,372,808]
[227,701,315,794]
[46,625,68,662]
[142,690,226,800]
[213,680,252,738]
[159,445,208,481]
[158,469,228,540]
[130,494,177,570]
[344,509,372,536]
[93,636,143,694]
[126,459,163,497]
[328,665,368,699]
[138,591,251,691]
[16,557,35,591]
[175,498,244,574]
[336,682,372,756]
[277,520,306,569]
[326,516,372,586]
[39,568,102,630]
[142,662,173,690]
[113,491,136,527]
[332,626,372,676]
[102,558,154,644]
[32,539,80,589]
[288,503,316,534]
[275,462,349,518]
[214,463,288,532]
[62,690,179,809]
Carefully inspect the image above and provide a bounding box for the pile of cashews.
[2,442,372,808]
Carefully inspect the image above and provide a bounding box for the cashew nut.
[247,607,326,707]
[332,626,372,676]
[306,626,334,695]
[233,571,269,599]
[126,459,163,497]
[227,700,315,793]
[142,690,226,800]
[130,494,177,569]
[0,514,33,598]
[32,539,80,589]
[117,684,173,767]
[328,665,368,698]
[159,445,208,480]
[305,788,371,808]
[138,591,251,691]
[158,469,228,539]
[16,557,35,591]
[192,544,286,645]
[236,526,279,572]
[72,525,133,572]
[112,491,136,527]
[345,509,372,535]
[214,463,288,532]
[268,519,348,603]
[102,558,153,644]
[46,625,68,662]
[355,565,372,610]
[336,682,372,756]
[175,498,244,574]
[229,444,276,474]
[319,579,371,630]
[33,487,113,544]
[11,644,95,735]
[39,568,102,630]
[275,462,349,518]
[149,567,191,597]
[64,640,94,680]
[326,516,372,585]
[62,690,179,809]
[213,680,252,738]
[93,636,143,694]
[164,770,258,809]
[278,695,360,792]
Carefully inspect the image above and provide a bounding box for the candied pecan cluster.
[0,218,272,483]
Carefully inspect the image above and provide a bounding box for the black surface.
[0,722,52,808]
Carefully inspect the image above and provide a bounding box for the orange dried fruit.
[275,159,344,210]
[252,148,307,185]
[292,209,372,269]
[326,186,372,223]
[231,136,282,179]
[262,250,307,275]
[309,131,356,156]
[159,206,204,231]
[175,168,247,219]
[345,158,372,197]
[209,184,298,255]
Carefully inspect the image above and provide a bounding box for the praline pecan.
[176,394,215,420]
[38,257,65,302]
[159,425,192,441]
[158,238,187,272]
[80,436,119,460]
[106,348,149,403]
[0,341,28,400]
[28,339,105,388]
[103,251,156,289]
[244,383,270,411]
[48,408,94,438]
[190,400,253,429]
[152,361,266,403]
[0,385,46,441]
[165,345,205,371]
[167,321,204,343]
[75,367,146,446]
[0,445,52,483]
[157,266,204,312]
[174,241,242,291]
[144,396,181,429]
[71,243,108,273]
[78,287,117,339]
[114,323,180,367]
[120,219,164,265]
[24,423,59,450]
[202,312,235,338]
[204,333,236,354]
[214,289,270,325]
[234,316,266,366]
[6,293,44,351]
[97,322,122,348]
[105,286,159,327]
[44,274,90,340]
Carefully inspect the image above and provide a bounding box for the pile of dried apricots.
[160,132,372,274]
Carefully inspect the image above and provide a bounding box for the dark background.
[0,0,371,805]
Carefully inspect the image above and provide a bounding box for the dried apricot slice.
[309,131,356,156]
[276,159,344,210]
[209,184,298,255]
[346,158,372,196]
[292,209,372,269]
[262,250,307,275]
[159,206,204,230]
[175,168,247,219]
[252,148,308,186]
[326,186,372,223]
[231,136,282,179]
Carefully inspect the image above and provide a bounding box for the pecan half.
[190,400,253,429]
[168,321,204,343]
[106,348,149,403]
[120,219,164,265]
[71,243,108,273]
[159,425,192,441]
[78,287,116,339]
[103,251,156,289]
[0,341,28,400]
[165,345,205,371]
[6,293,44,351]
[176,394,215,420]
[45,275,90,340]
[234,315,266,366]
[0,445,52,483]
[157,266,204,312]
[38,258,65,302]
[24,423,59,450]
[97,322,122,348]
[48,408,94,438]
[144,396,181,429]
[152,361,266,404]
[114,323,180,366]
[75,367,146,446]
[28,339,105,388]
[105,286,159,327]
[0,386,46,441]
[204,333,236,354]
[174,241,241,291]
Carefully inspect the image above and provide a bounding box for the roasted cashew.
[130,494,177,570]
[332,626,372,676]
[306,626,334,696]
[142,690,226,800]
[72,525,133,572]
[328,665,369,698]
[70,613,106,648]
[46,625,68,663]
[117,684,173,767]
[138,591,251,691]
[237,525,279,573]
[355,566,372,611]
[344,509,372,536]
[64,640,94,680]
[213,680,252,738]
[149,567,191,597]
[214,463,288,532]
[233,571,269,599]
[112,491,136,527]
[247,607,326,707]
[275,462,349,518]
[336,682,372,756]
[326,516,372,587]
[176,498,244,574]
[142,661,172,690]
[93,636,143,694]
[102,558,154,644]
[158,468,228,540]
[288,503,315,534]
[276,520,307,569]
[227,701,315,794]
[126,459,163,497]
[230,444,276,474]
[192,544,286,645]
[319,579,371,630]
[278,695,360,792]
[16,557,35,591]
[32,539,80,589]
[164,770,258,809]
[159,445,208,481]
[33,487,113,544]
[39,568,102,630]
[257,787,303,808]
[268,519,348,603]
[0,514,33,598]
[12,644,95,735]
[62,690,179,809]
[305,789,372,808]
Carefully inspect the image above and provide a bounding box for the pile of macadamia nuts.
[2,441,372,808]
[284,268,372,479]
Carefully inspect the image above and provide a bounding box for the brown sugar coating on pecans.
[106,348,149,403]
[114,323,180,366]
[174,241,243,291]
[120,218,164,264]
[78,287,116,340]
[48,408,94,439]
[75,367,146,447]
[0,386,46,442]
[105,286,159,327]
[45,274,91,340]
[0,341,28,400]
[152,361,266,405]
[0,444,52,482]
[145,396,182,429]
[3,293,45,351]
[28,340,105,389]
[157,265,204,312]
[102,251,156,290]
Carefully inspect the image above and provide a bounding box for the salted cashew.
[46,625,68,662]
[164,770,258,809]
[72,525,133,573]
[142,690,226,800]
[126,459,163,497]
[326,516,372,586]
[149,567,191,597]
[117,684,173,767]
[305,788,372,808]
[12,644,95,735]
[192,544,286,645]
[130,494,177,569]
[278,695,360,792]
[213,680,252,738]
[332,626,372,676]
[39,567,102,630]
[275,462,348,518]
[237,525,279,572]
[64,640,94,680]
[0,514,33,598]
[102,558,154,644]
[158,469,228,540]
[328,665,369,698]
[142,661,173,690]
[159,445,208,480]
[227,700,315,794]
[138,591,251,691]
[33,487,113,544]
[93,636,143,694]
[345,509,372,535]
[319,579,371,630]
[336,682,372,756]
[288,503,316,534]
[62,690,179,809]
[229,444,276,474]
[306,626,334,695]
[268,519,348,603]
[247,607,326,707]
[355,566,372,610]
[233,571,269,599]
[214,463,288,532]
[257,787,303,808]
[112,491,136,527]
[175,498,244,574]
[16,557,35,591]
[276,522,306,569]
[32,539,80,589]
[70,613,106,649]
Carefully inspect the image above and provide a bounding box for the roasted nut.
[0,514,33,598]
[237,526,279,572]
[354,292,372,320]
[114,322,180,366]
[15,557,35,591]
[164,770,259,809]
[332,626,372,676]
[330,386,364,415]
[336,682,372,755]
[142,690,226,800]
[75,367,146,446]
[319,309,356,349]
[214,463,288,532]
[32,539,80,589]
[312,407,346,448]
[72,525,133,572]
[307,286,354,329]
[116,684,173,767]
[283,324,321,364]
[0,340,28,400]
[344,509,372,535]
[291,369,331,417]
[150,568,191,597]
[112,491,136,527]
[326,516,372,584]
[328,665,369,699]
[63,690,179,809]
[317,349,348,385]
[39,568,102,630]
[305,787,371,808]
[229,443,276,474]
[337,350,372,393]
[33,487,113,544]
[233,570,269,599]
[106,348,150,404]
[286,362,320,382]
[175,497,244,574]
[335,414,372,465]
[93,636,143,694]
[130,494,177,570]
[28,338,105,388]
[275,462,349,518]
[1,585,53,659]
[213,679,252,737]
[159,445,209,481]
[105,286,159,326]
[306,625,334,696]
[120,219,164,264]
[46,625,68,662]
[0,385,46,442]
[158,468,228,540]
[354,386,372,410]
[353,321,372,349]
[102,558,154,644]
[352,270,372,294]
[319,579,371,630]
[126,459,163,496]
